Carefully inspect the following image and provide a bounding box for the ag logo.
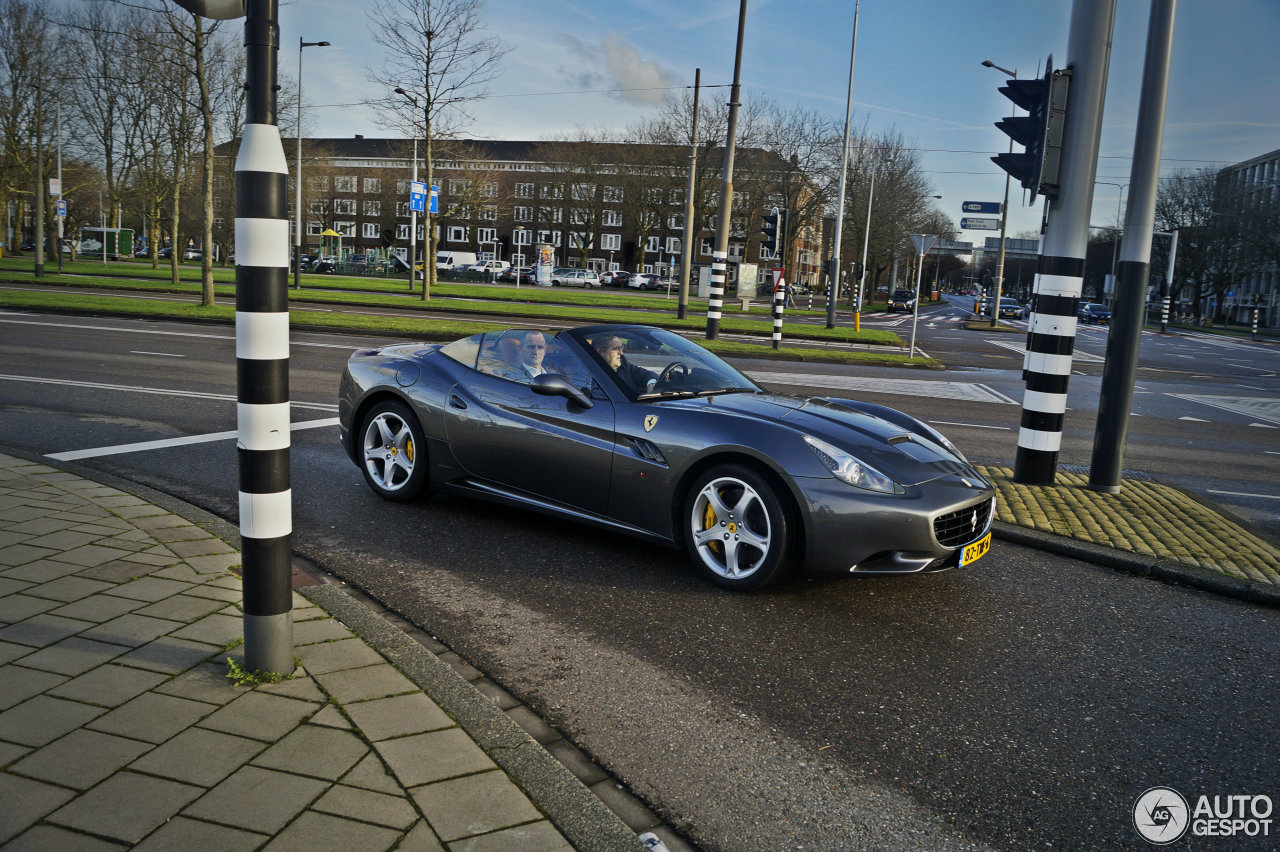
[643,415,658,432]
[1134,787,1189,844]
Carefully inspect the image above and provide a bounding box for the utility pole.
[1088,0,1176,493]
[678,68,700,320]
[828,0,859,330]
[1013,0,1116,486]
[34,79,44,278]
[706,0,747,340]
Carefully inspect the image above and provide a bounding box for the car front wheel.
[683,465,791,590]
[359,400,430,502]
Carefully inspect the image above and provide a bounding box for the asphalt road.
[2,309,1278,852]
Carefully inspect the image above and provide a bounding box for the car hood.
[660,393,984,488]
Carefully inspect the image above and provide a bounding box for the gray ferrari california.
[338,324,995,590]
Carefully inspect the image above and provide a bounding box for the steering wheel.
[658,361,691,386]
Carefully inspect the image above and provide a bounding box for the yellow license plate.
[961,532,991,566]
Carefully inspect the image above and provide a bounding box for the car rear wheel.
[683,465,791,590]
[359,400,430,502]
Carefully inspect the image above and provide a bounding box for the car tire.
[683,464,792,590]
[358,400,430,502]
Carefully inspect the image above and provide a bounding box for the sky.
[281,0,1280,245]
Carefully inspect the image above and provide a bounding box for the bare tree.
[368,0,504,300]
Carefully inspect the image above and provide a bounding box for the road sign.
[56,199,66,217]
[960,217,1000,231]
[409,181,426,213]
[962,201,1001,214]
[430,185,438,214]
[909,233,939,255]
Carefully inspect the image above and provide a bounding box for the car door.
[442,332,615,511]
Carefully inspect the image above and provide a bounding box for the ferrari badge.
[643,415,658,432]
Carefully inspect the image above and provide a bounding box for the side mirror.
[530,373,593,409]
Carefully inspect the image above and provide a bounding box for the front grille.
[934,497,994,548]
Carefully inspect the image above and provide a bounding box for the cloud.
[553,33,677,107]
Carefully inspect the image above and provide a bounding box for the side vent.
[626,437,668,466]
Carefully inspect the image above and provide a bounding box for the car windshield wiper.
[635,389,698,400]
[695,387,759,397]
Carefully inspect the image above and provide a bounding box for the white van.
[469,260,510,274]
[436,251,478,271]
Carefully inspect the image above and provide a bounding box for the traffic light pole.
[1087,0,1176,494]
[1013,0,1116,486]
[706,0,747,340]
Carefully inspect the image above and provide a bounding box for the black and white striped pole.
[772,279,785,349]
[173,0,294,674]
[706,0,747,341]
[1252,306,1260,341]
[1014,0,1115,486]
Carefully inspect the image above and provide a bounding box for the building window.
[646,236,660,253]
[397,179,410,194]
[514,206,532,222]
[397,224,411,239]
[759,245,778,260]
[543,208,563,224]
[479,206,497,221]
[603,210,622,227]
[668,214,683,229]
[449,179,470,195]
[397,202,410,217]
[540,184,563,199]
[572,183,594,201]
[307,222,324,236]
[309,201,324,215]
[335,176,356,192]
[482,182,497,197]
[308,176,329,192]
[570,208,587,225]
[477,227,497,244]
[601,233,621,250]
[700,238,714,256]
[334,199,355,215]
[363,178,381,194]
[603,186,623,203]
[512,230,532,246]
[515,183,534,198]
[363,200,381,217]
[729,241,744,258]
[335,221,355,237]
[363,223,380,238]
[447,226,468,243]
[666,237,682,254]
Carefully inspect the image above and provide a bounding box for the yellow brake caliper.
[703,496,721,554]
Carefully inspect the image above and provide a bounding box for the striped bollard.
[1160,293,1170,333]
[1015,259,1084,484]
[772,284,785,349]
[1253,307,1259,341]
[237,0,294,675]
[705,250,725,339]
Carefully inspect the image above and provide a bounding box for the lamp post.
[981,59,1017,327]
[33,79,43,277]
[395,84,433,301]
[294,38,330,290]
[1095,180,1127,302]
[855,155,889,331]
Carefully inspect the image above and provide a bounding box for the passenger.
[592,335,656,393]
[514,330,549,378]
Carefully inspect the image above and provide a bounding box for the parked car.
[551,269,602,288]
[338,323,995,590]
[886,289,917,312]
[628,273,669,291]
[498,266,535,284]
[600,270,631,287]
[1078,302,1111,324]
[995,297,1025,319]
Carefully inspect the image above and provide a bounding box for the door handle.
[449,394,468,410]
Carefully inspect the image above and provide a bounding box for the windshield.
[566,327,761,400]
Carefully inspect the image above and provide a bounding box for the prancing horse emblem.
[644,415,659,432]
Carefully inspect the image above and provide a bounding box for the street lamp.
[395,85,432,300]
[855,155,892,331]
[1095,180,1128,302]
[981,59,1017,326]
[294,38,330,290]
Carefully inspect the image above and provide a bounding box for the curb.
[993,522,1280,609]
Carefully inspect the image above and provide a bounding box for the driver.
[592,334,657,393]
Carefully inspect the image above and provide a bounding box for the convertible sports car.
[338,324,995,590]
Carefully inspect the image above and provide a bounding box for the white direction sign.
[960,217,1000,230]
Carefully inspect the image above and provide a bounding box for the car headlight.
[804,436,901,494]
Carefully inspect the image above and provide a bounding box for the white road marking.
[1249,423,1278,429]
[1208,489,1280,501]
[1178,416,1209,422]
[46,418,340,461]
[1168,393,1280,427]
[0,374,337,412]
[130,351,185,357]
[984,338,1106,364]
[928,420,1011,430]
[0,314,359,349]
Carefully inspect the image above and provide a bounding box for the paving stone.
[47,594,144,624]
[447,820,573,852]
[310,783,419,830]
[0,695,105,747]
[114,636,220,674]
[0,613,95,647]
[261,810,402,852]
[0,543,59,567]
[198,690,319,741]
[409,770,542,842]
[120,551,180,568]
[50,544,134,568]
[0,531,31,551]
[374,728,495,788]
[169,612,243,646]
[148,565,206,583]
[0,575,33,597]
[80,613,183,648]
[346,693,453,742]
[48,663,168,708]
[10,728,152,790]
[0,739,32,767]
[24,575,116,603]
[310,704,351,729]
[131,514,196,531]
[132,816,267,852]
[21,530,105,552]
[48,771,203,844]
[78,560,159,584]
[182,584,240,603]
[110,504,168,520]
[5,518,70,536]
[0,639,35,665]
[293,617,356,645]
[0,505,48,524]
[134,593,227,623]
[341,752,405,796]
[296,637,388,675]
[2,823,128,851]
[396,821,447,852]
[88,692,217,744]
[129,727,265,786]
[0,593,59,625]
[166,537,235,558]
[104,576,193,602]
[0,773,76,844]
[252,724,369,780]
[183,765,329,835]
[152,660,243,705]
[207,575,242,590]
[0,664,67,710]
[16,636,131,677]
[256,674,326,702]
[0,558,86,584]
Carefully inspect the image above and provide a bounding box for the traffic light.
[992,56,1071,200]
[761,207,786,254]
